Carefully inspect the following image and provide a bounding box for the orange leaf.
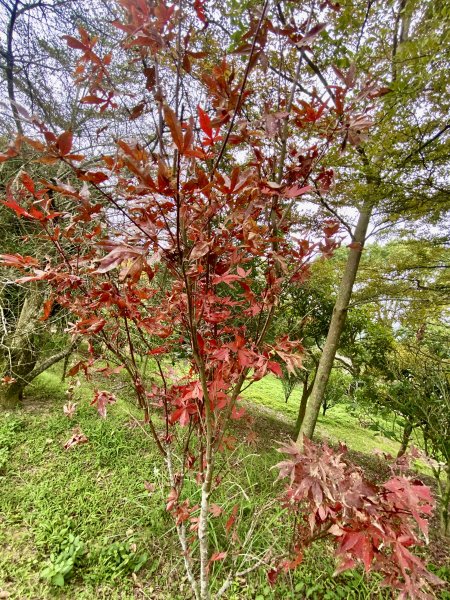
[40,297,54,321]
[21,172,35,193]
[210,551,227,562]
[62,35,87,50]
[163,104,183,151]
[198,105,213,138]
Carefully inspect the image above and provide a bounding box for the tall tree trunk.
[433,460,450,538]
[0,287,42,409]
[296,198,373,444]
[397,419,413,458]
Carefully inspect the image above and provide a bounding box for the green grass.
[0,371,172,599]
[241,375,436,478]
[241,375,402,456]
[0,368,448,599]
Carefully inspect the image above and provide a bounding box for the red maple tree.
[0,1,439,598]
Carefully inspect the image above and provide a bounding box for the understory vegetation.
[1,369,449,599]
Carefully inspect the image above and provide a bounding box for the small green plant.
[95,539,148,581]
[291,568,390,600]
[427,563,450,599]
[40,533,84,587]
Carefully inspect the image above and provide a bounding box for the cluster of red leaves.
[274,438,443,599]
[0,97,329,429]
[64,427,88,450]
[91,389,117,418]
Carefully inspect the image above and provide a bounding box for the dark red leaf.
[57,131,73,156]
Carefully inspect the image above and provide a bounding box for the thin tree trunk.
[397,419,413,458]
[297,198,373,444]
[199,454,213,600]
[439,461,450,537]
[4,1,24,134]
[166,447,200,599]
[294,373,315,438]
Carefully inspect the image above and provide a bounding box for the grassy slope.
[241,375,401,456]
[0,370,448,599]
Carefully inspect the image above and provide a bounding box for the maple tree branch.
[300,50,336,103]
[356,0,374,52]
[268,64,312,97]
[276,49,305,183]
[5,0,24,134]
[313,185,353,237]
[275,1,335,103]
[99,331,167,458]
[213,0,270,172]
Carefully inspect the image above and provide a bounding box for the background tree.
[296,0,450,442]
[0,150,80,408]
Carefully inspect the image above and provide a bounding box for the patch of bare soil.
[17,393,54,416]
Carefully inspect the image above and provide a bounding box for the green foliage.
[280,366,302,402]
[40,533,84,587]
[0,416,24,471]
[92,540,148,581]
[322,369,351,415]
[428,564,450,599]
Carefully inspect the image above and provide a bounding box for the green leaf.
[51,572,65,587]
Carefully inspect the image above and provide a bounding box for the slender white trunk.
[165,447,200,599]
[198,434,214,599]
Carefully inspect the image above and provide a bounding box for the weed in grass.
[40,532,84,587]
[91,539,148,581]
[221,544,393,599]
